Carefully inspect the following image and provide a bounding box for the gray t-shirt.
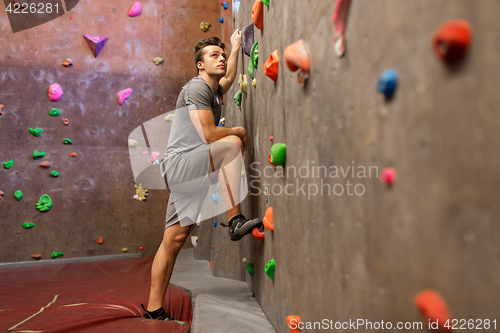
[166,76,223,156]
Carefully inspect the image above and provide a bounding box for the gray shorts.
[163,143,219,230]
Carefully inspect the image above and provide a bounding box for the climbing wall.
[199,0,500,332]
[0,0,221,261]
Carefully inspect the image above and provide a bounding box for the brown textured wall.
[0,0,221,262]
[197,0,500,332]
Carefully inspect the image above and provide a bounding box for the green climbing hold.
[265,258,275,279]
[261,0,269,6]
[3,160,13,169]
[234,90,243,106]
[51,252,64,259]
[51,171,59,177]
[63,138,72,144]
[248,59,255,79]
[23,222,35,229]
[14,190,23,201]
[271,143,287,166]
[49,108,60,116]
[36,194,53,212]
[250,41,259,68]
[33,151,45,159]
[29,127,42,137]
[246,263,254,276]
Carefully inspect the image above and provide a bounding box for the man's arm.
[220,29,242,94]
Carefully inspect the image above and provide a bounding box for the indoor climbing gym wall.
[1,0,500,332]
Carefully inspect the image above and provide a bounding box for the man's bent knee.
[218,135,243,151]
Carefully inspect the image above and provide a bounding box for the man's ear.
[197,61,204,71]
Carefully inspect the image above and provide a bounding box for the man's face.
[199,45,227,77]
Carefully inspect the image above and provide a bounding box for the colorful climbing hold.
[48,83,64,101]
[234,90,243,106]
[23,222,34,229]
[117,88,133,105]
[36,194,53,212]
[14,190,23,201]
[39,161,50,168]
[250,41,259,68]
[128,139,138,147]
[248,59,255,79]
[213,221,217,227]
[252,227,265,241]
[432,19,472,63]
[211,193,218,203]
[33,151,45,159]
[62,118,69,125]
[0,190,4,200]
[0,104,4,115]
[270,135,273,142]
[200,21,211,32]
[222,1,228,10]
[377,69,398,99]
[332,0,353,58]
[261,0,269,6]
[49,108,60,116]
[153,57,164,65]
[3,160,13,169]
[128,1,142,17]
[414,290,452,332]
[287,316,302,333]
[139,246,144,250]
[97,237,104,244]
[29,127,42,137]
[218,117,225,126]
[31,254,42,259]
[252,78,257,87]
[270,143,286,166]
[246,263,254,275]
[241,23,255,57]
[264,50,279,81]
[83,34,109,58]
[252,0,263,30]
[211,245,213,249]
[122,247,128,252]
[63,138,72,144]
[210,261,214,270]
[150,152,160,162]
[219,17,224,24]
[238,74,248,93]
[265,259,275,279]
[379,167,396,186]
[51,252,64,258]
[284,39,310,72]
[62,58,72,67]
[242,258,248,264]
[263,206,274,231]
[51,171,59,177]
[70,152,78,157]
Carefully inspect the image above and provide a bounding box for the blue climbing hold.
[213,221,217,227]
[219,17,224,23]
[211,193,218,203]
[223,2,228,10]
[377,69,398,99]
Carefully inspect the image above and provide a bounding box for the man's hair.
[195,37,225,73]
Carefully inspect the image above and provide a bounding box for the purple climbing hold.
[83,34,109,58]
[241,23,255,57]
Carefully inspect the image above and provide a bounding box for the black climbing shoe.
[221,215,263,241]
[141,304,189,324]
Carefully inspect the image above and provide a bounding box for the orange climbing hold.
[70,152,78,157]
[210,261,214,270]
[287,315,302,333]
[62,118,69,126]
[31,254,42,259]
[284,40,310,72]
[264,50,279,81]
[252,227,265,241]
[263,207,274,231]
[251,0,263,30]
[39,161,51,168]
[0,104,4,115]
[432,19,472,63]
[268,153,276,167]
[414,290,452,332]
[97,237,104,244]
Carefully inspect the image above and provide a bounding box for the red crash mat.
[0,257,192,332]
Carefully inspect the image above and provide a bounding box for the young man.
[142,30,263,321]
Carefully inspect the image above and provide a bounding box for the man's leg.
[146,219,191,312]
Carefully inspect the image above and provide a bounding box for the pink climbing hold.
[128,1,142,17]
[379,167,396,186]
[83,34,109,58]
[270,135,273,142]
[117,88,133,105]
[48,83,64,101]
[139,246,144,250]
[332,0,353,57]
[150,151,160,162]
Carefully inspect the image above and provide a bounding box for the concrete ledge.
[170,248,275,333]
[0,253,142,269]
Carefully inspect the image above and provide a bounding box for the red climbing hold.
[414,290,452,332]
[268,152,276,167]
[263,207,274,231]
[252,0,263,30]
[287,315,302,333]
[284,40,310,72]
[432,19,472,63]
[139,246,144,250]
[264,50,279,81]
[210,261,214,270]
[379,167,396,187]
[252,227,265,241]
